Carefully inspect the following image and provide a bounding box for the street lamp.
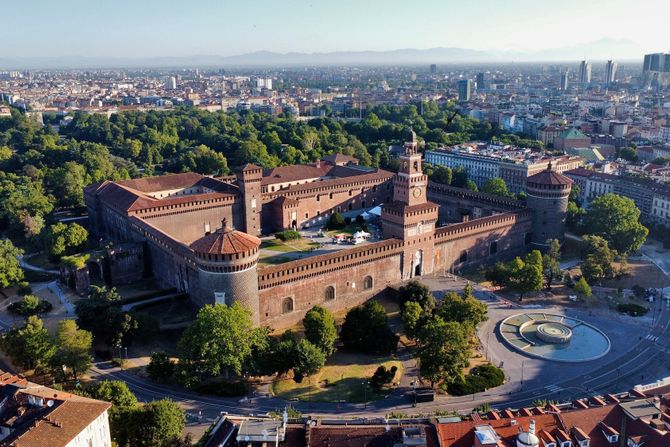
[362,381,367,409]
[520,360,525,391]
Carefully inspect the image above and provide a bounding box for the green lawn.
[260,238,319,252]
[272,352,403,403]
[325,224,365,237]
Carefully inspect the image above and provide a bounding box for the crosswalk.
[645,334,659,342]
[545,385,563,393]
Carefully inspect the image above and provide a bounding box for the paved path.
[18,253,59,275]
[47,281,75,315]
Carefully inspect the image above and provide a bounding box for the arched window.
[489,241,498,255]
[459,250,468,263]
[363,276,373,290]
[325,286,335,301]
[282,297,294,314]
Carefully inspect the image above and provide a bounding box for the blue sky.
[2,0,669,57]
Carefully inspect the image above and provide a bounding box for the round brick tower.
[525,163,573,251]
[189,218,261,325]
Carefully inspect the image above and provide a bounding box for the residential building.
[0,371,112,447]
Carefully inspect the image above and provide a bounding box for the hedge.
[617,303,648,316]
[447,364,505,396]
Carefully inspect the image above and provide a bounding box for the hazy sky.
[3,0,669,58]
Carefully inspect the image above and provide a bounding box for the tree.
[574,277,592,297]
[430,165,452,185]
[177,302,259,387]
[0,239,24,288]
[176,144,229,175]
[84,380,138,444]
[293,339,326,382]
[398,280,436,312]
[1,315,55,370]
[580,235,616,283]
[8,294,52,316]
[582,193,648,254]
[512,250,544,301]
[542,239,562,289]
[43,222,88,260]
[465,179,478,191]
[481,177,513,198]
[76,286,139,348]
[401,301,424,339]
[340,301,398,355]
[119,399,186,447]
[416,317,469,387]
[146,351,176,383]
[303,306,337,356]
[86,380,138,409]
[619,146,638,162]
[486,251,543,301]
[52,319,93,381]
[327,212,345,230]
[436,288,488,329]
[47,161,87,207]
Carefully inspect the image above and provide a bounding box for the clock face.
[413,187,422,198]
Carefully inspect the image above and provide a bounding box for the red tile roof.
[190,220,260,255]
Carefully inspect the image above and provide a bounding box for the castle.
[83,133,572,329]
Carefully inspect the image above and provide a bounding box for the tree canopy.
[582,193,648,254]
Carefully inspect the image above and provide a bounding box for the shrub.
[355,215,365,225]
[344,216,352,225]
[275,230,301,241]
[574,277,592,297]
[617,303,648,316]
[8,295,53,316]
[447,364,505,396]
[370,365,398,391]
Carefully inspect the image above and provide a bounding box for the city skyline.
[2,0,669,62]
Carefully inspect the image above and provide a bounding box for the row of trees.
[399,281,488,387]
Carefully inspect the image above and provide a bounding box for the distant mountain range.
[0,39,645,69]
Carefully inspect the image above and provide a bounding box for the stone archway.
[413,250,423,278]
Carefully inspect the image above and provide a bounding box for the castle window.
[489,241,498,255]
[329,193,333,199]
[459,250,468,263]
[325,286,335,301]
[282,297,294,314]
[363,276,373,290]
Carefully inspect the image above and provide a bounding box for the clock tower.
[382,129,438,279]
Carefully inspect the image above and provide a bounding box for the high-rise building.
[559,70,569,91]
[476,72,487,90]
[430,64,437,75]
[457,79,471,101]
[642,52,670,87]
[164,76,177,90]
[605,60,617,85]
[578,60,591,85]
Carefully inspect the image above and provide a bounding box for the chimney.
[315,159,321,169]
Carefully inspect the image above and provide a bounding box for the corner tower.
[525,163,573,251]
[382,130,438,279]
[190,218,261,325]
[237,163,263,236]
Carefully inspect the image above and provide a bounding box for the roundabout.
[500,313,611,362]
